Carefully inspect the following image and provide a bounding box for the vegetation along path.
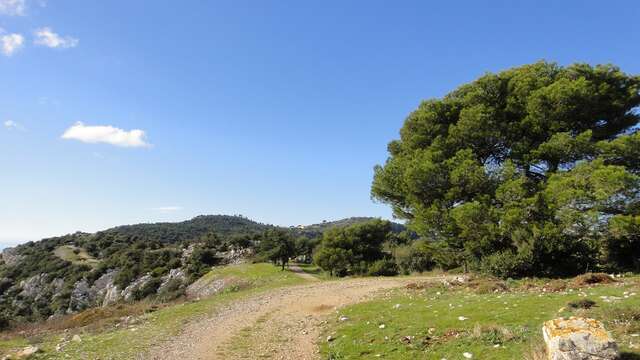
[144,275,446,360]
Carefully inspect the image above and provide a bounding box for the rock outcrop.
[67,279,92,313]
[543,317,619,360]
[1,247,23,267]
[157,268,186,294]
[122,274,153,301]
[93,270,120,306]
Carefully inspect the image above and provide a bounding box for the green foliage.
[394,239,436,274]
[257,229,297,270]
[366,258,399,276]
[314,219,392,276]
[372,61,640,277]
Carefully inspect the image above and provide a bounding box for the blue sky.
[1,0,639,246]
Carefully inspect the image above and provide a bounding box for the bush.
[568,299,597,309]
[0,314,10,331]
[132,277,162,301]
[156,278,185,302]
[480,250,532,279]
[367,259,399,276]
[394,240,436,274]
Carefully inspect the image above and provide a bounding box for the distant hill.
[0,214,404,327]
[99,215,274,244]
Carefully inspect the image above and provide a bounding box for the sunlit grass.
[0,263,309,359]
[321,277,640,360]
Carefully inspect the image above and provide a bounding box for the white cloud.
[34,27,78,49]
[61,122,151,148]
[152,206,182,213]
[1,32,24,56]
[0,0,26,16]
[4,120,25,131]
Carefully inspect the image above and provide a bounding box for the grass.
[0,263,310,359]
[321,275,640,360]
[53,245,100,268]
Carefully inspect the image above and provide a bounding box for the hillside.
[0,215,400,329]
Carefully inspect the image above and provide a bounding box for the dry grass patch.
[573,273,616,286]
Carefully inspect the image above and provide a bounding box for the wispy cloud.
[1,32,24,56]
[34,27,78,49]
[4,120,25,131]
[0,0,26,16]
[152,206,183,213]
[61,122,151,148]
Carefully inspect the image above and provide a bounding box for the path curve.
[143,275,446,360]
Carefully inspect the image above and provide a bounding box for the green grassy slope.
[0,263,308,359]
[322,277,640,360]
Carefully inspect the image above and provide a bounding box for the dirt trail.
[287,264,320,281]
[144,275,445,360]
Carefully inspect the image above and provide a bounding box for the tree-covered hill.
[0,214,400,328]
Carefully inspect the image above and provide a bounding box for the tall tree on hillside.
[372,62,640,277]
[259,229,297,270]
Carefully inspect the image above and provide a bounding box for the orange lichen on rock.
[542,317,618,360]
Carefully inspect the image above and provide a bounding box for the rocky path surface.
[143,275,445,360]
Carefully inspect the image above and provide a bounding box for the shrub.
[567,299,597,309]
[367,259,399,276]
[156,278,185,302]
[480,250,531,279]
[0,314,10,331]
[132,277,162,301]
[394,240,436,274]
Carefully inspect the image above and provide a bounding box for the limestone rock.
[92,270,120,306]
[67,279,92,312]
[185,275,248,299]
[15,345,39,358]
[157,268,186,294]
[1,247,24,267]
[121,274,153,301]
[543,317,619,360]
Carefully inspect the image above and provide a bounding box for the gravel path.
[144,275,445,360]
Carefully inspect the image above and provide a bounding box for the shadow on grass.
[620,352,640,360]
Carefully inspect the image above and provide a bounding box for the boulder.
[15,345,39,358]
[543,317,619,360]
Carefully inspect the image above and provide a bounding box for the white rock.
[72,334,82,343]
[463,352,473,358]
[543,317,618,360]
[458,316,468,321]
[16,345,39,358]
[378,324,386,329]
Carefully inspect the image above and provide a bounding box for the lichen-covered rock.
[543,317,619,360]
